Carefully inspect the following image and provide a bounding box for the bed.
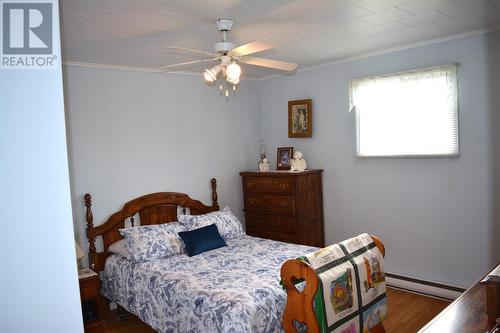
[84,178,317,333]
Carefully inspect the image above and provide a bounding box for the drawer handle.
[280,201,288,207]
[249,199,256,205]
[280,184,288,190]
[247,182,255,188]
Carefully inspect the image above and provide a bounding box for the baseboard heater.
[385,272,466,301]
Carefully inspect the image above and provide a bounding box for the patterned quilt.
[302,234,386,333]
[102,235,316,333]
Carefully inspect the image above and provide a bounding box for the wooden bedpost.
[84,193,97,270]
[211,178,219,209]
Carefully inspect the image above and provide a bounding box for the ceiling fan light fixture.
[226,62,241,82]
[203,69,216,83]
[227,76,240,85]
[163,18,298,101]
[203,64,221,83]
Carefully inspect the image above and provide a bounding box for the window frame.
[350,64,460,159]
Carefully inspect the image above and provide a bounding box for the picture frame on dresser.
[276,147,293,170]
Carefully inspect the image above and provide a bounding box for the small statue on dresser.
[290,151,307,172]
[259,157,270,172]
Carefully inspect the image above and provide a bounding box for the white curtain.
[349,64,458,157]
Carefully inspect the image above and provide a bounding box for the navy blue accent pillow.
[178,223,227,257]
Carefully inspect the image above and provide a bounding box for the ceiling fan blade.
[164,46,216,57]
[231,41,275,57]
[239,57,298,72]
[158,58,218,71]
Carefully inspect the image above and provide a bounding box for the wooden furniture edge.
[417,283,472,332]
[481,265,500,326]
[280,235,386,333]
[79,273,104,332]
[239,169,323,177]
[417,263,500,332]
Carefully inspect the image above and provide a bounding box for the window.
[349,64,458,157]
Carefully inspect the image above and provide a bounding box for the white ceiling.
[61,0,500,79]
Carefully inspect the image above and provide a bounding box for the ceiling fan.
[160,18,298,98]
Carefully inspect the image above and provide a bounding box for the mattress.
[102,235,317,333]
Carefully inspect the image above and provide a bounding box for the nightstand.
[79,268,104,333]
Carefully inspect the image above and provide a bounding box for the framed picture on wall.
[276,147,294,170]
[288,99,312,138]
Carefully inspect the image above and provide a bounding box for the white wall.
[0,1,83,331]
[258,32,500,287]
[490,31,500,263]
[64,66,260,263]
[64,32,499,288]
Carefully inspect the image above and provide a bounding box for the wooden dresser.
[240,169,324,247]
[418,264,500,333]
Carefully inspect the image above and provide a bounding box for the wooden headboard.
[84,178,220,272]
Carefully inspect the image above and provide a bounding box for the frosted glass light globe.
[226,62,241,82]
[204,69,216,82]
[203,65,221,83]
[227,76,240,85]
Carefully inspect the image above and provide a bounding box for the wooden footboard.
[281,235,386,333]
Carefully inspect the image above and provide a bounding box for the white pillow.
[177,206,232,224]
[179,207,245,241]
[119,222,187,261]
[108,239,132,260]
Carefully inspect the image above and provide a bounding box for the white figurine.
[290,151,307,172]
[259,157,270,172]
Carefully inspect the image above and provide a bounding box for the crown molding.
[64,61,162,73]
[63,26,500,81]
[253,26,500,81]
[62,61,205,77]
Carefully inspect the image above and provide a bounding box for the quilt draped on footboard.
[300,233,386,333]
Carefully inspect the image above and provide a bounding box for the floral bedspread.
[102,235,317,333]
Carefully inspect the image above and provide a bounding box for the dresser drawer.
[244,177,294,194]
[246,214,297,234]
[245,194,296,215]
[246,227,297,244]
